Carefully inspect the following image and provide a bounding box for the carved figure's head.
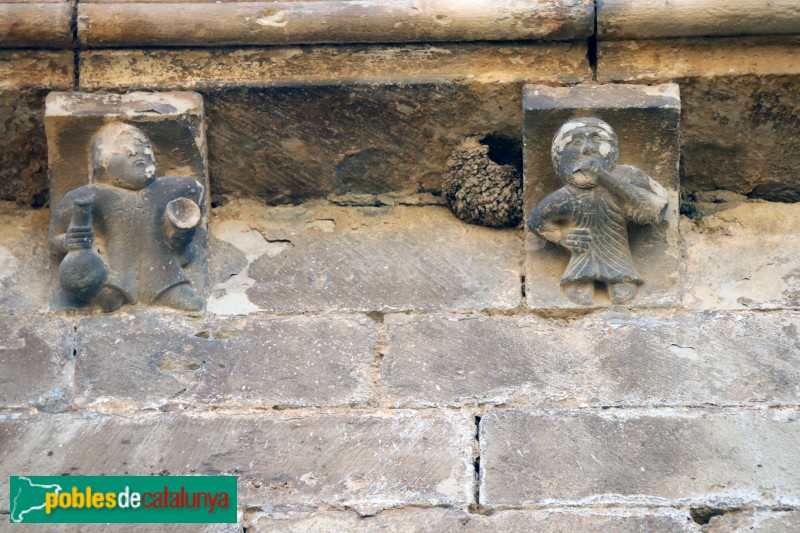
[551,117,619,188]
[89,123,156,190]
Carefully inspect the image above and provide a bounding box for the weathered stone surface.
[599,37,800,201]
[598,36,800,82]
[74,311,377,408]
[598,0,800,39]
[683,202,800,310]
[0,411,474,513]
[480,410,800,506]
[0,315,73,412]
[209,201,522,313]
[246,508,691,532]
[0,51,74,204]
[383,311,800,407]
[79,43,590,90]
[3,520,236,533]
[79,43,589,204]
[77,0,593,47]
[523,84,680,309]
[0,1,74,48]
[0,204,50,313]
[704,510,800,532]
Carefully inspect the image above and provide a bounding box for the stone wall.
[1,1,799,531]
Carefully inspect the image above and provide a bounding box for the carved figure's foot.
[156,284,204,311]
[609,282,638,304]
[564,282,595,306]
[91,286,126,313]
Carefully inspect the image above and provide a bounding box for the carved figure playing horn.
[527,118,668,305]
[49,122,205,312]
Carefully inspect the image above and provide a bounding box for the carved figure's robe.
[528,165,666,285]
[50,176,203,304]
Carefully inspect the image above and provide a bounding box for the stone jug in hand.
[59,198,108,301]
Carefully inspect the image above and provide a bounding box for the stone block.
[597,0,800,40]
[0,1,74,48]
[0,204,50,313]
[79,43,590,204]
[683,201,800,310]
[0,51,74,204]
[480,410,800,506]
[0,411,474,514]
[0,315,74,412]
[598,36,800,201]
[44,92,210,311]
[382,311,800,407]
[246,508,691,532]
[74,311,378,408]
[704,510,800,532]
[209,200,522,313]
[77,0,593,47]
[522,83,680,309]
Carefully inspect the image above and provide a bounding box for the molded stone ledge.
[0,1,74,49]
[73,311,379,409]
[382,311,800,408]
[76,0,593,48]
[598,0,800,40]
[479,409,800,507]
[209,201,523,313]
[78,43,591,90]
[598,36,800,82]
[0,315,74,413]
[0,411,475,514]
[245,507,693,532]
[683,201,800,310]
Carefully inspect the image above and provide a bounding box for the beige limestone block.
[77,0,593,47]
[74,311,378,409]
[0,315,74,412]
[246,507,692,532]
[704,510,800,532]
[382,311,800,408]
[598,0,800,40]
[0,2,74,48]
[480,409,800,506]
[0,411,475,514]
[683,202,800,310]
[209,200,523,314]
[0,204,50,313]
[0,52,73,204]
[598,36,800,82]
[522,83,681,309]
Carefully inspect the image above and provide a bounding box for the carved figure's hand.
[579,158,606,176]
[561,228,591,254]
[64,226,95,251]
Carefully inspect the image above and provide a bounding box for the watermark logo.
[9,476,236,524]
